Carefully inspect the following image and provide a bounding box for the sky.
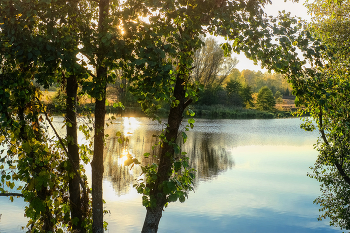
[233,0,311,72]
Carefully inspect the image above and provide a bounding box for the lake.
[0,117,344,232]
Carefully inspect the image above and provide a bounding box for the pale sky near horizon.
[233,0,311,72]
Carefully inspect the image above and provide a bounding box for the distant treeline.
[46,37,294,116]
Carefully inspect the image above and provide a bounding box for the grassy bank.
[190,105,294,119]
[45,103,295,119]
[42,89,296,119]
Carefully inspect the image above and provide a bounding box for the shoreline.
[45,103,302,120]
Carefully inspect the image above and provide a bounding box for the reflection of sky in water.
[0,117,343,233]
[103,143,342,233]
[0,144,29,233]
[102,118,342,233]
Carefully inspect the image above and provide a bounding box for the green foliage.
[274,90,283,104]
[225,79,254,108]
[52,89,67,113]
[196,87,228,106]
[191,105,277,119]
[256,86,276,111]
[226,79,242,96]
[292,1,350,230]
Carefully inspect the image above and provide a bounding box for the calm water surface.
[0,117,344,233]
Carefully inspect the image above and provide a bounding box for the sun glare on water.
[123,117,140,136]
[117,148,129,165]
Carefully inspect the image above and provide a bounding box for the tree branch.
[35,97,88,196]
[318,108,329,146]
[0,193,23,197]
[319,108,350,186]
[184,98,193,109]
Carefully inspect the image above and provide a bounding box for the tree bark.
[141,74,188,233]
[92,93,106,233]
[66,75,84,232]
[92,0,108,232]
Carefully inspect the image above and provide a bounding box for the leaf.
[174,145,180,154]
[168,194,178,202]
[124,158,133,166]
[174,162,181,172]
[188,118,195,124]
[182,132,187,144]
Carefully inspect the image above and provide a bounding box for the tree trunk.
[92,93,106,233]
[91,0,109,232]
[66,75,84,232]
[92,0,109,232]
[141,74,188,233]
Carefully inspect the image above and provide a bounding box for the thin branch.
[184,98,193,109]
[35,97,88,196]
[0,193,23,197]
[318,108,329,146]
[319,108,350,186]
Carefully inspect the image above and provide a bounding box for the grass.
[190,105,294,119]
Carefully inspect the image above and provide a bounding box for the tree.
[297,0,350,230]
[240,69,257,88]
[125,1,308,232]
[226,79,242,96]
[0,0,127,232]
[256,86,275,111]
[227,68,241,82]
[225,79,254,107]
[192,37,238,88]
[0,0,96,231]
[241,85,254,107]
[274,90,283,104]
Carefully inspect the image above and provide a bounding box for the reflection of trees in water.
[180,132,234,183]
[103,131,159,196]
[104,128,234,194]
[104,137,134,195]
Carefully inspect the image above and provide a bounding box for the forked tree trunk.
[66,75,84,232]
[141,74,189,233]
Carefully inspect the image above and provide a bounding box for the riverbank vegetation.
[39,35,297,120]
[42,66,297,119]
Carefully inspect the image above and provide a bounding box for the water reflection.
[180,132,234,182]
[103,117,235,194]
[1,117,344,233]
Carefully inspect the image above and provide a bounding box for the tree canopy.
[256,86,275,111]
[297,0,350,230]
